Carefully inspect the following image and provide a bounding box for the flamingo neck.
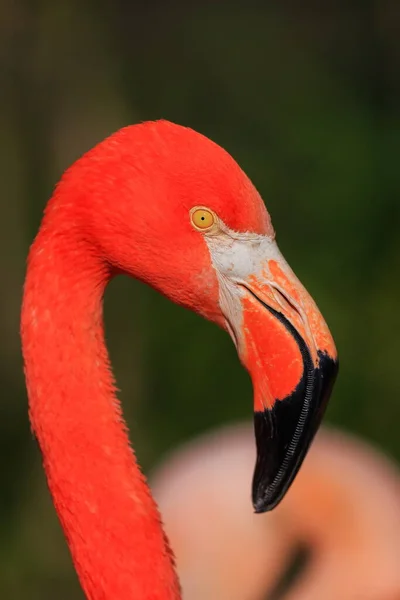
[21,232,180,600]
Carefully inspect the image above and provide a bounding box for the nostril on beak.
[270,286,302,322]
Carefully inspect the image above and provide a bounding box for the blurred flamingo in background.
[21,121,337,599]
[152,423,400,600]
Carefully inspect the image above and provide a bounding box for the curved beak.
[208,233,338,512]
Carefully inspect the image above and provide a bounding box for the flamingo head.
[62,120,338,511]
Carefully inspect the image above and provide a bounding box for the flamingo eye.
[190,207,216,231]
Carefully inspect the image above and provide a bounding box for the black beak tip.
[252,470,293,513]
[253,494,280,514]
[252,351,338,513]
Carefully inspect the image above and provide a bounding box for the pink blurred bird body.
[152,424,400,600]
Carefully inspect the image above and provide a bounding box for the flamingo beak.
[240,268,338,513]
[208,235,338,512]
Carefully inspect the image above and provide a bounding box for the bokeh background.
[1,1,400,598]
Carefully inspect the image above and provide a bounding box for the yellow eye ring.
[190,207,216,231]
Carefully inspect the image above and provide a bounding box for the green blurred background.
[1,1,399,597]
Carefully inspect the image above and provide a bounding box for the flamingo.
[152,423,400,600]
[21,120,337,599]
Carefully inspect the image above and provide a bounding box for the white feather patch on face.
[205,228,282,282]
[203,218,313,358]
[203,221,276,351]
